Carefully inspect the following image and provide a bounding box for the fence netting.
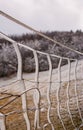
[0,11,83,130]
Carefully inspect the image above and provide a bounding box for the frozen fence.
[0,11,83,130]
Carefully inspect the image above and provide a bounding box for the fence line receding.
[0,11,83,130]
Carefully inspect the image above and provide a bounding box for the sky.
[0,0,83,35]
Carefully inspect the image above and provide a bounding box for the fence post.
[0,113,6,130]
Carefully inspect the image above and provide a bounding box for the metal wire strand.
[57,58,66,130]
[47,54,54,130]
[33,51,41,129]
[66,59,76,129]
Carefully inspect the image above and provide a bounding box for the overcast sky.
[0,0,83,35]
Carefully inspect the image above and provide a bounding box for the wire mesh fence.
[0,11,83,130]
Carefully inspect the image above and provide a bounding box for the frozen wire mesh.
[0,11,83,130]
